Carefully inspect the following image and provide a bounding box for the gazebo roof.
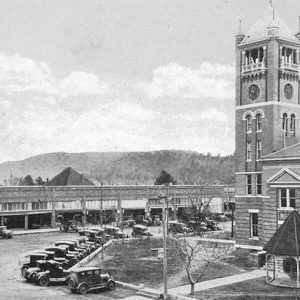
[263,210,300,256]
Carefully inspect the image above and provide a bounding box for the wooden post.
[297,256,299,288]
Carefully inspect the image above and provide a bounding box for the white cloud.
[58,72,109,97]
[0,53,235,163]
[0,52,109,97]
[142,62,234,99]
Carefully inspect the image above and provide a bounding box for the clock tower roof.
[240,1,298,45]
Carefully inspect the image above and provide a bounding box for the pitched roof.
[263,210,300,256]
[47,167,95,186]
[266,168,300,184]
[241,2,298,44]
[261,143,300,160]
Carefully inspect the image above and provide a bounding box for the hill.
[0,151,235,185]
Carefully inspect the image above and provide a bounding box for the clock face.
[248,84,260,100]
[284,84,293,100]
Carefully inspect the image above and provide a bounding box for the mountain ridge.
[0,150,235,185]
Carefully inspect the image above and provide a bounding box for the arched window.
[283,113,288,136]
[291,114,296,136]
[256,114,262,131]
[246,115,252,133]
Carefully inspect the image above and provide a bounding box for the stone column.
[0,216,4,226]
[82,188,87,226]
[51,187,56,228]
[24,215,28,230]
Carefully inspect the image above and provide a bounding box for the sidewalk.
[169,269,265,296]
[13,228,59,235]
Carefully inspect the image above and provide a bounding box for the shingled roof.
[47,167,95,186]
[241,2,298,45]
[263,210,300,256]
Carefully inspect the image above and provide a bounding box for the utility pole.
[162,193,168,299]
[100,182,103,227]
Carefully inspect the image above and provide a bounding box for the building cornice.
[236,101,300,111]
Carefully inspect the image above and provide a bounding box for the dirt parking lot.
[0,232,137,299]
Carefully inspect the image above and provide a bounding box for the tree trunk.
[190,282,195,294]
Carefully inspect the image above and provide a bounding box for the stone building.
[235,2,300,249]
[0,167,231,229]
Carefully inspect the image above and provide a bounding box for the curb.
[116,281,195,300]
[13,228,60,235]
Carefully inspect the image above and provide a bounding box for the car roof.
[47,260,62,265]
[55,241,75,245]
[29,253,48,257]
[104,225,118,229]
[70,266,101,273]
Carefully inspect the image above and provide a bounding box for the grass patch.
[89,238,259,290]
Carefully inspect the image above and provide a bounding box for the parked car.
[78,229,103,245]
[168,221,193,234]
[213,214,228,222]
[0,226,13,239]
[118,218,136,228]
[35,260,70,286]
[151,215,162,226]
[44,246,78,267]
[20,253,48,278]
[68,266,115,294]
[55,241,86,259]
[88,227,111,242]
[23,259,49,282]
[60,220,79,233]
[131,224,153,237]
[186,220,207,232]
[104,226,127,239]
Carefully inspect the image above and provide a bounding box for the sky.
[0,0,299,163]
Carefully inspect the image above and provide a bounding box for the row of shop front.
[0,185,234,229]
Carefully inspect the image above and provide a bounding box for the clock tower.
[235,2,300,248]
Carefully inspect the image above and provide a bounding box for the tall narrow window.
[250,213,258,237]
[280,188,287,207]
[283,113,288,136]
[246,115,252,133]
[291,114,296,136]
[290,189,296,208]
[257,174,262,195]
[247,175,252,195]
[256,140,262,159]
[256,114,262,131]
[246,142,251,161]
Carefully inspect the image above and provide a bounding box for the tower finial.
[273,9,275,20]
[239,19,242,32]
[269,0,273,8]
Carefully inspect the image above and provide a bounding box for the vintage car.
[131,224,153,237]
[23,259,49,282]
[20,253,48,278]
[68,266,115,294]
[35,260,70,286]
[44,246,78,267]
[78,229,103,245]
[118,217,136,228]
[151,215,162,226]
[87,227,111,243]
[104,226,127,239]
[55,241,86,259]
[59,220,79,233]
[0,226,13,239]
[168,221,193,234]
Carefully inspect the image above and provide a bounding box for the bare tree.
[172,236,233,294]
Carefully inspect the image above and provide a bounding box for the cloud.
[142,62,234,99]
[0,53,235,163]
[0,52,109,97]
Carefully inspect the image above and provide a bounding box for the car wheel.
[38,276,49,287]
[28,273,36,283]
[70,289,77,294]
[21,266,28,278]
[68,278,76,289]
[107,281,115,290]
[79,284,89,295]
